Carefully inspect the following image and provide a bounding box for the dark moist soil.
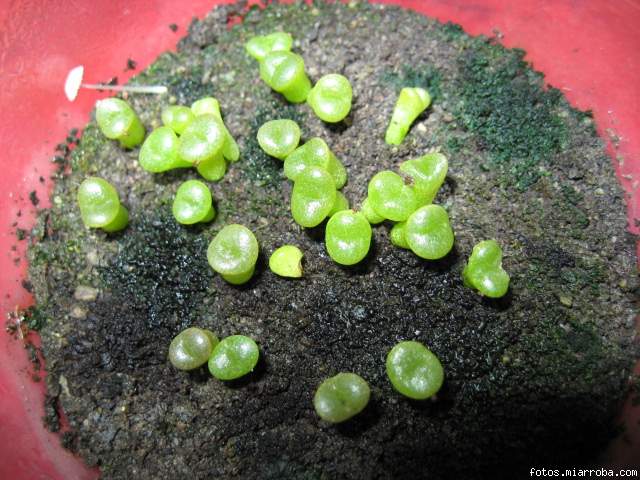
[28,2,638,479]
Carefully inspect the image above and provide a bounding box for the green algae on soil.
[28,2,637,479]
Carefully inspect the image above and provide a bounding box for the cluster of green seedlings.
[246,32,353,123]
[140,96,239,181]
[168,326,444,424]
[74,29,513,423]
[314,340,444,423]
[168,327,259,381]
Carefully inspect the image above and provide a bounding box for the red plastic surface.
[0,1,638,478]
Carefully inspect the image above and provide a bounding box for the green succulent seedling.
[405,205,454,260]
[360,197,385,225]
[138,126,191,173]
[190,97,240,163]
[245,32,293,61]
[328,191,350,216]
[77,177,129,232]
[172,180,215,225]
[168,327,219,371]
[368,170,418,222]
[177,114,226,165]
[161,105,195,135]
[290,166,337,228]
[260,51,311,103]
[325,210,372,266]
[269,245,304,278]
[389,221,409,249]
[313,373,370,423]
[196,152,227,181]
[95,98,145,148]
[191,97,222,117]
[385,87,431,145]
[207,224,259,285]
[307,74,353,123]
[208,335,260,380]
[283,138,347,188]
[386,341,444,400]
[463,240,510,298]
[400,152,448,205]
[257,119,301,160]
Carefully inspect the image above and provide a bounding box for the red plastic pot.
[0,1,638,478]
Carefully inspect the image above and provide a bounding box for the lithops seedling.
[463,240,510,298]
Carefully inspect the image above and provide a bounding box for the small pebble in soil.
[74,285,99,302]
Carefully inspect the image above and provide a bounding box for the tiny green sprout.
[390,221,409,249]
[290,166,337,228]
[245,32,293,61]
[405,205,454,260]
[386,340,444,400]
[172,180,215,225]
[196,152,227,182]
[325,210,372,266]
[207,224,259,285]
[313,373,370,423]
[260,51,311,103]
[257,119,301,160]
[463,240,510,298]
[385,87,431,145]
[283,138,347,188]
[177,114,226,165]
[138,126,191,173]
[360,197,385,225]
[368,170,418,222]
[77,177,128,232]
[191,97,221,117]
[208,335,260,381]
[269,245,303,278]
[400,152,448,205]
[328,191,350,216]
[307,74,353,123]
[221,127,240,163]
[169,327,219,371]
[95,97,145,148]
[190,97,240,163]
[161,105,195,135]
